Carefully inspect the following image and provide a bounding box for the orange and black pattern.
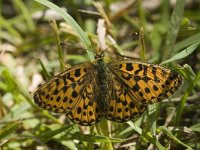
[34,55,183,126]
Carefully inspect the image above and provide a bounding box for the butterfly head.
[94,50,105,59]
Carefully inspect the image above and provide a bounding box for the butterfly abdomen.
[95,58,110,113]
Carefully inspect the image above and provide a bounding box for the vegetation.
[0,0,200,149]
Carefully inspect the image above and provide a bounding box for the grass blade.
[0,120,22,141]
[159,126,193,149]
[161,0,186,61]
[34,0,94,61]
[161,42,199,64]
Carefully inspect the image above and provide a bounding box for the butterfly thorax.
[94,57,110,113]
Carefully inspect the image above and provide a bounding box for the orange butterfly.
[34,53,183,126]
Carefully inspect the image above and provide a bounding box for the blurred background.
[0,0,200,149]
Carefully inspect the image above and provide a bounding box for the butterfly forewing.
[34,64,87,111]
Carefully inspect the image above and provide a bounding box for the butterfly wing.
[33,63,103,126]
[66,82,103,126]
[105,60,182,122]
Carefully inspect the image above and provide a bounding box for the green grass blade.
[127,121,142,134]
[0,16,22,39]
[34,0,94,61]
[72,132,123,143]
[0,120,22,141]
[190,123,200,132]
[50,20,65,71]
[161,42,200,64]
[1,67,35,107]
[139,27,146,61]
[37,125,75,142]
[161,0,186,61]
[142,131,168,150]
[39,59,52,80]
[159,126,193,149]
[175,69,200,125]
[13,0,35,31]
[174,32,200,51]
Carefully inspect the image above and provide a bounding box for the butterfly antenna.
[102,32,139,54]
[104,43,117,53]
[60,42,96,55]
[118,32,139,44]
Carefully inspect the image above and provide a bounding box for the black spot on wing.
[125,63,134,71]
[74,69,81,77]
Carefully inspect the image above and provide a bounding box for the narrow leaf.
[161,42,199,64]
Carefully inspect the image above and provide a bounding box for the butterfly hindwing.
[106,75,147,122]
[66,83,103,126]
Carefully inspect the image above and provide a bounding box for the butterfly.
[33,52,183,126]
